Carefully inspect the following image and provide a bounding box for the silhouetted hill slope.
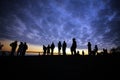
[0,55,120,79]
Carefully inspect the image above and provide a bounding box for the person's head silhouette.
[73,38,76,41]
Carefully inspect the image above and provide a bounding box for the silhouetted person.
[110,47,118,55]
[58,41,62,55]
[103,48,108,55]
[62,41,67,55]
[17,42,23,56]
[0,42,4,55]
[94,45,98,55]
[47,45,51,55]
[0,42,3,51]
[76,51,80,55]
[22,42,28,56]
[10,41,18,56]
[51,42,55,55]
[71,38,77,55]
[91,50,95,55]
[43,45,47,55]
[82,50,85,56]
[87,42,91,55]
[105,49,108,54]
[70,46,74,55]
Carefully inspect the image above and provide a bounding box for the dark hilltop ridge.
[0,39,120,79]
[0,55,120,79]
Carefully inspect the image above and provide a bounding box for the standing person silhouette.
[43,45,47,55]
[94,45,98,55]
[0,42,3,50]
[0,42,4,55]
[47,45,50,55]
[58,41,62,55]
[10,41,18,56]
[87,42,91,55]
[62,41,67,55]
[17,42,23,56]
[70,46,74,55]
[82,50,85,56]
[51,42,55,55]
[71,38,77,55]
[22,42,28,56]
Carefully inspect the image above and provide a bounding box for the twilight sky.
[0,0,120,50]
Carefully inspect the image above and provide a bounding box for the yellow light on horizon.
[0,39,97,55]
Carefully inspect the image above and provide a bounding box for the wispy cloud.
[0,0,120,49]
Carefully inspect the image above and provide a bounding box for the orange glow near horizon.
[0,39,43,52]
[0,39,96,55]
[0,39,11,51]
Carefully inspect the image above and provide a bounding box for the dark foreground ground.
[0,55,120,79]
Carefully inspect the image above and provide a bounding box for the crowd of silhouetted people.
[43,40,67,55]
[42,38,109,56]
[42,38,120,56]
[87,42,107,55]
[9,41,28,56]
[43,38,78,55]
[0,38,120,56]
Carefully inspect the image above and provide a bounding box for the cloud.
[0,0,120,50]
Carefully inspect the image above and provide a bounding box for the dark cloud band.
[0,0,120,49]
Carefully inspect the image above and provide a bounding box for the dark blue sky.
[0,0,120,49]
